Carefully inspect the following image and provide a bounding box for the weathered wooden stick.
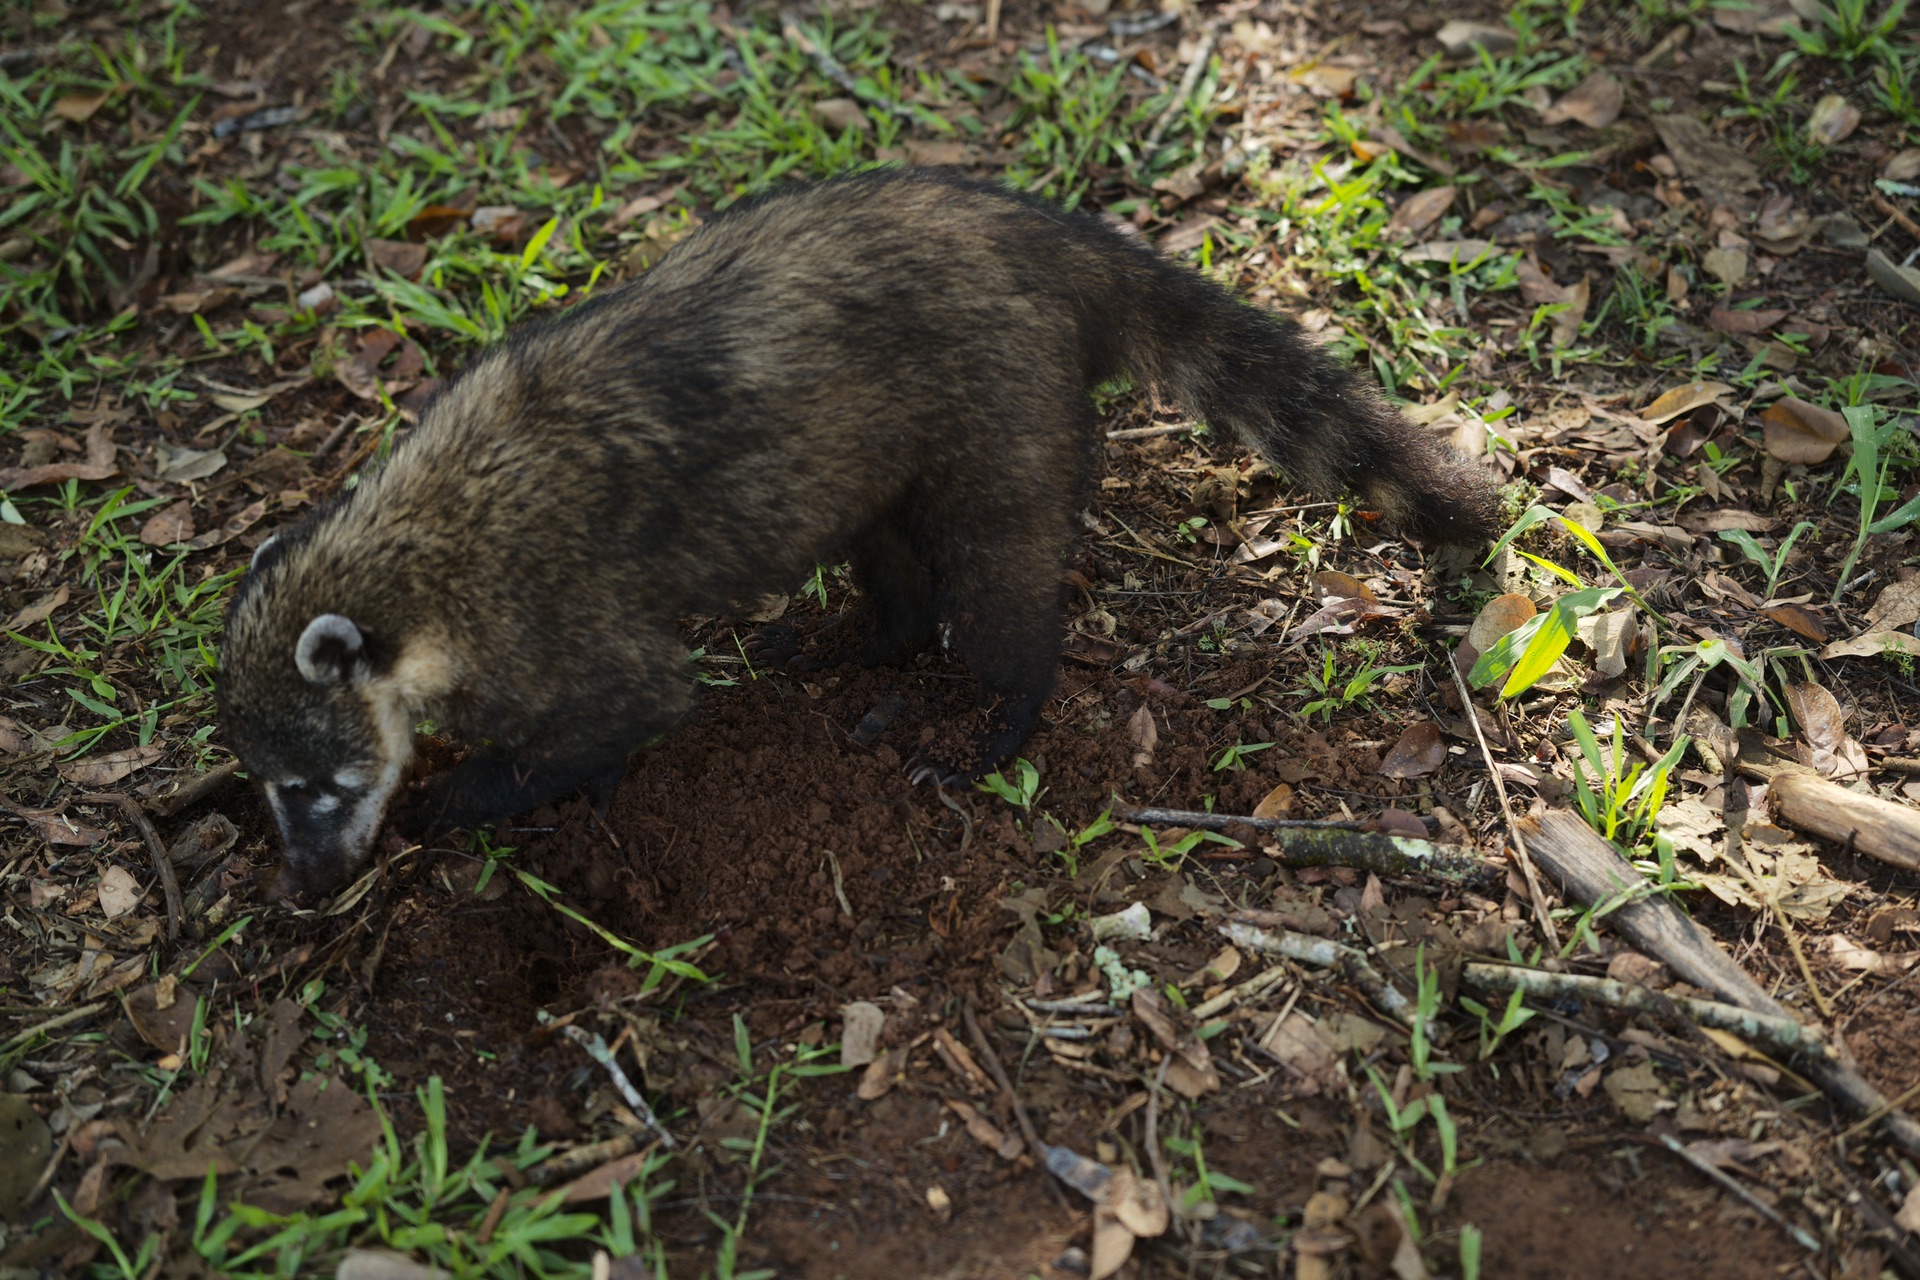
[1735,731,1920,871]
[1460,963,1836,1061]
[1218,914,1434,1038]
[1119,807,1505,892]
[1765,772,1920,872]
[1519,808,1920,1158]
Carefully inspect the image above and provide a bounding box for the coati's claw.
[907,758,969,788]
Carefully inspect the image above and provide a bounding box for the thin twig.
[779,12,918,121]
[1119,805,1504,891]
[0,1002,107,1058]
[1871,192,1920,245]
[1448,661,1560,950]
[1144,24,1220,153]
[559,1025,675,1148]
[83,791,182,942]
[1656,1133,1822,1253]
[961,998,1069,1213]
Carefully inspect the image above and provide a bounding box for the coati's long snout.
[218,166,1500,897]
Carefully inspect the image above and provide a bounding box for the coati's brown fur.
[219,167,1500,897]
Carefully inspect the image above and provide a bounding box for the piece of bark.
[1732,733,1920,871]
[1519,808,1920,1158]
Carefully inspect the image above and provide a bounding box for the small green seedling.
[1718,520,1817,601]
[1210,739,1274,771]
[977,757,1043,811]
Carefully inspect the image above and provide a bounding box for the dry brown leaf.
[1708,306,1788,335]
[1640,381,1734,424]
[53,91,110,122]
[1379,722,1445,778]
[1542,72,1623,128]
[1866,579,1920,632]
[97,866,142,919]
[57,743,164,787]
[1108,1166,1170,1237]
[5,583,69,631]
[182,498,268,551]
[1760,397,1848,464]
[1127,704,1158,769]
[1820,630,1920,660]
[1090,1204,1137,1280]
[27,811,108,846]
[0,422,118,489]
[1312,570,1375,602]
[839,1000,885,1067]
[812,97,869,132]
[1388,186,1455,237]
[1467,593,1536,654]
[1651,115,1761,204]
[139,501,196,547]
[153,441,227,483]
[471,206,526,245]
[1786,681,1868,780]
[1807,94,1860,145]
[1400,238,1493,264]
[1701,246,1748,287]
[1252,782,1293,819]
[1765,603,1828,644]
[365,238,428,280]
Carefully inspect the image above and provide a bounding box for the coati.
[219,166,1500,898]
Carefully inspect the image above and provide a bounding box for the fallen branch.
[1460,964,1836,1061]
[1118,806,1505,892]
[146,759,242,818]
[1518,808,1920,1158]
[1144,23,1219,153]
[1218,913,1434,1039]
[1735,733,1920,872]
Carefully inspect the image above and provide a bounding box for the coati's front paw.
[741,622,806,669]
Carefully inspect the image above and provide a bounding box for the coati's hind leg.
[911,467,1079,785]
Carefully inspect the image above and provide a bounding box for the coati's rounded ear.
[295,614,368,686]
[250,534,281,572]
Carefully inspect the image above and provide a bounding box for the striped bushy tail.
[1075,221,1502,544]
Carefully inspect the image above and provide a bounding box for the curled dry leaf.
[57,743,164,787]
[1785,680,1869,780]
[53,91,111,122]
[1252,781,1293,819]
[1379,722,1446,778]
[1640,381,1734,425]
[1760,397,1848,464]
[1090,1204,1136,1280]
[1821,630,1920,660]
[1708,305,1787,336]
[1575,607,1636,678]
[1401,238,1493,264]
[1108,1166,1170,1237]
[1541,71,1623,128]
[137,502,194,548]
[839,1000,885,1067]
[1886,149,1920,182]
[1127,704,1158,769]
[1765,603,1828,644]
[1312,570,1375,602]
[365,238,429,280]
[1758,397,1850,468]
[4,584,68,631]
[1387,186,1455,237]
[153,441,227,484]
[1701,247,1748,288]
[1806,94,1860,145]
[98,865,143,919]
[1866,578,1920,632]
